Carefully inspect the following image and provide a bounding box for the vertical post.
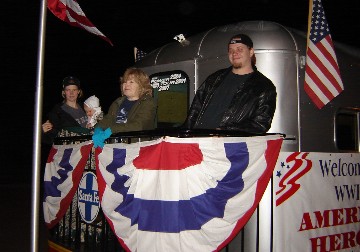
[31,0,47,251]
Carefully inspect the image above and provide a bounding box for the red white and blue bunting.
[95,135,282,251]
[43,141,93,228]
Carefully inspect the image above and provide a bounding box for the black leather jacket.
[184,67,277,134]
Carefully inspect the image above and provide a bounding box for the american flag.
[304,0,344,109]
[47,0,113,46]
[134,47,147,62]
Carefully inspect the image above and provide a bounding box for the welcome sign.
[273,152,360,252]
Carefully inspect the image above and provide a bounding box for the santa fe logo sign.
[78,172,100,223]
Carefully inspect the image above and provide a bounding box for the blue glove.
[92,127,112,148]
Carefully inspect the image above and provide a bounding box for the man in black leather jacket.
[184,34,277,134]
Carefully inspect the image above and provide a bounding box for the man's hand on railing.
[92,127,112,148]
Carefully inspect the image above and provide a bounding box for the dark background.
[2,0,359,182]
[1,0,359,250]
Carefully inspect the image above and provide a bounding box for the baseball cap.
[228,34,253,48]
[62,76,81,89]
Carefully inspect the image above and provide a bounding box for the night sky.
[2,0,359,183]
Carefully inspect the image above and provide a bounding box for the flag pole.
[134,47,138,62]
[32,0,47,251]
[306,0,313,51]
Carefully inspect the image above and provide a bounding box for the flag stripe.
[305,58,335,100]
[309,38,343,92]
[134,142,203,170]
[118,142,248,233]
[306,44,341,99]
[65,5,112,43]
[48,0,113,45]
[216,138,283,251]
[320,36,342,80]
[304,82,325,108]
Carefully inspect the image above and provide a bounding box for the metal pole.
[31,0,47,251]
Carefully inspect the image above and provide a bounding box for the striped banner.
[96,135,283,251]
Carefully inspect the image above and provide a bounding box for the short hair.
[121,68,152,97]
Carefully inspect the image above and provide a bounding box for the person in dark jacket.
[42,76,90,145]
[184,33,277,134]
[96,67,156,134]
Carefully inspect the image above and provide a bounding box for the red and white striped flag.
[304,0,344,109]
[47,0,113,46]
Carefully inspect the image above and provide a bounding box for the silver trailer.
[134,20,360,251]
